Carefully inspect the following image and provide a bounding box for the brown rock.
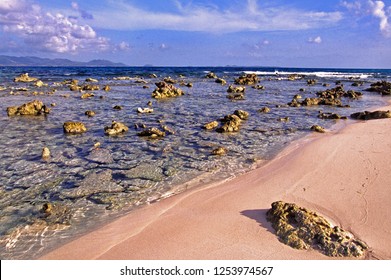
[14,73,38,83]
[7,100,50,116]
[203,121,219,130]
[104,121,129,135]
[63,122,87,134]
[350,110,391,120]
[137,127,166,138]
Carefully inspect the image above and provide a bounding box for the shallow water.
[0,66,389,259]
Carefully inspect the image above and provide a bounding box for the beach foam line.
[40,103,391,260]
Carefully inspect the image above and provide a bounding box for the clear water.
[0,66,389,259]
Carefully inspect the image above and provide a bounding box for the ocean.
[0,66,390,259]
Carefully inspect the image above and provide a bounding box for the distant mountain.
[0,55,127,67]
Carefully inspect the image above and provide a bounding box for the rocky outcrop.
[63,122,87,134]
[316,86,362,100]
[85,110,96,117]
[215,78,227,85]
[104,121,129,135]
[205,72,217,79]
[7,100,50,116]
[258,107,271,113]
[82,84,100,91]
[152,81,184,99]
[14,73,38,83]
[234,73,259,85]
[266,201,368,257]
[81,93,94,99]
[365,81,391,95]
[318,112,347,120]
[350,110,391,120]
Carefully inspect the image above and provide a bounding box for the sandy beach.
[41,103,391,260]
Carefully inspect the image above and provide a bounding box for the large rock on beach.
[152,81,184,99]
[266,201,368,257]
[14,73,38,83]
[104,121,129,135]
[350,110,391,120]
[7,100,50,116]
[63,122,87,134]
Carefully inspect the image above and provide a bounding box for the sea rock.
[63,122,87,134]
[34,80,47,87]
[277,117,290,122]
[203,121,219,130]
[63,170,123,199]
[7,100,50,116]
[40,202,73,225]
[14,73,38,83]
[103,85,111,91]
[215,78,227,85]
[113,76,132,80]
[352,81,364,87]
[227,85,245,93]
[137,127,166,138]
[307,79,317,85]
[234,109,249,120]
[316,86,362,100]
[350,110,391,120]
[311,125,325,133]
[216,114,242,133]
[104,121,129,135]
[137,107,154,114]
[42,147,51,160]
[85,110,96,117]
[82,84,100,91]
[163,77,177,84]
[212,147,227,156]
[266,201,368,257]
[113,105,123,110]
[252,85,265,90]
[81,93,94,99]
[227,92,245,100]
[234,73,259,85]
[152,81,184,99]
[365,81,391,95]
[205,72,217,79]
[69,84,81,91]
[258,107,271,113]
[318,112,346,120]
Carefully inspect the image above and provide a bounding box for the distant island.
[0,55,128,67]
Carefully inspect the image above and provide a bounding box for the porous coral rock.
[104,121,129,135]
[266,201,368,257]
[152,81,184,99]
[63,122,87,134]
[14,73,38,83]
[350,110,391,120]
[7,100,50,116]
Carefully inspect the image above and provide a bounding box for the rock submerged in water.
[350,110,391,120]
[266,201,368,257]
[104,121,129,135]
[311,125,326,133]
[63,122,87,134]
[7,100,50,116]
[211,147,227,155]
[42,147,51,160]
[203,121,219,130]
[137,127,166,138]
[216,110,249,133]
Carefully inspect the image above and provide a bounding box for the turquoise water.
[0,66,389,259]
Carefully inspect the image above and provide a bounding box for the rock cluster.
[316,86,362,99]
[234,73,259,85]
[317,112,346,120]
[350,110,391,120]
[266,201,368,257]
[152,81,184,99]
[104,121,129,135]
[7,100,50,116]
[63,122,87,134]
[366,81,391,95]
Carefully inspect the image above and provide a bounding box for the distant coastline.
[0,55,127,67]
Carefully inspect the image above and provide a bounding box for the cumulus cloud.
[0,1,110,54]
[91,0,343,33]
[308,36,322,43]
[369,0,391,37]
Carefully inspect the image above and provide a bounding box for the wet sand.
[41,104,391,260]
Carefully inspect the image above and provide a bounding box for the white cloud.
[91,0,343,33]
[369,0,391,37]
[308,36,322,43]
[117,41,131,51]
[0,1,110,54]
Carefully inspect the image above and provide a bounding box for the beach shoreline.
[40,100,391,260]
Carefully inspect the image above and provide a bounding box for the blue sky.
[0,0,390,68]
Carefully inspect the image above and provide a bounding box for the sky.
[0,0,390,68]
